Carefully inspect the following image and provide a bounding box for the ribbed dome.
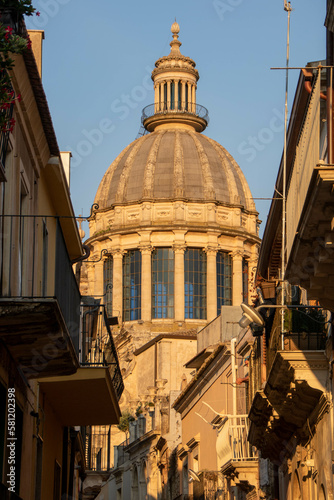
[94,129,255,211]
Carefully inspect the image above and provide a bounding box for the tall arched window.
[103,256,113,317]
[178,81,182,109]
[185,82,188,110]
[152,248,174,319]
[170,81,175,110]
[184,248,207,319]
[123,250,141,321]
[217,251,232,315]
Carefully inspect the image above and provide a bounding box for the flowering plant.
[0,0,38,132]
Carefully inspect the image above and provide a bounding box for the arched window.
[171,81,175,110]
[103,256,113,317]
[152,248,174,319]
[217,251,232,314]
[185,82,188,110]
[178,81,182,109]
[184,248,207,319]
[123,250,141,321]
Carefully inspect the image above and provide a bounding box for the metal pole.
[281,1,292,350]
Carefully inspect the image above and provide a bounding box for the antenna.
[281,1,292,349]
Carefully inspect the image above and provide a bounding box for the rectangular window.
[184,248,206,319]
[217,251,232,315]
[123,250,141,321]
[103,256,113,317]
[152,248,174,319]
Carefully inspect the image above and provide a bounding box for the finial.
[171,19,180,35]
[170,20,181,54]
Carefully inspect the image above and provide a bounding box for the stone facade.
[82,22,259,499]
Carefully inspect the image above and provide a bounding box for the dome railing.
[141,102,209,125]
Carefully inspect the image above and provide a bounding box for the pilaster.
[205,247,218,321]
[173,244,186,321]
[140,245,152,321]
[112,249,125,321]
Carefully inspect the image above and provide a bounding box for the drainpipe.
[231,338,237,421]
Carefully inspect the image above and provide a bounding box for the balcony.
[38,304,124,426]
[267,306,327,369]
[0,215,81,378]
[217,416,257,492]
[248,350,330,462]
[141,102,209,132]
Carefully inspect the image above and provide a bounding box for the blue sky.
[26,0,326,236]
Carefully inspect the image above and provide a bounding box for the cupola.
[141,22,209,133]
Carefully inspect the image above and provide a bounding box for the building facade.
[83,22,260,499]
[0,12,123,500]
[246,3,334,499]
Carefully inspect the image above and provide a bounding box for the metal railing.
[0,214,81,355]
[84,425,112,471]
[228,416,254,461]
[80,303,124,399]
[141,102,209,124]
[268,307,327,369]
[219,415,255,466]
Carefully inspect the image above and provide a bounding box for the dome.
[95,129,256,212]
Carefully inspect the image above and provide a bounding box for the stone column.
[232,250,244,306]
[192,84,196,105]
[140,245,152,322]
[206,247,218,322]
[174,245,186,322]
[187,82,191,110]
[192,84,196,112]
[154,83,159,112]
[159,82,164,111]
[112,249,124,322]
[167,81,171,111]
[181,81,186,111]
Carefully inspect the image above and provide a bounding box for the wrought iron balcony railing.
[0,214,81,356]
[141,102,209,124]
[80,303,124,399]
[267,307,327,369]
[84,425,112,471]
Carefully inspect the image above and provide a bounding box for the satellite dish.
[188,469,201,483]
[239,303,265,328]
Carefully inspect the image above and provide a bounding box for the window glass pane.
[217,251,232,315]
[152,248,174,319]
[184,249,207,319]
[103,257,113,317]
[123,251,141,321]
